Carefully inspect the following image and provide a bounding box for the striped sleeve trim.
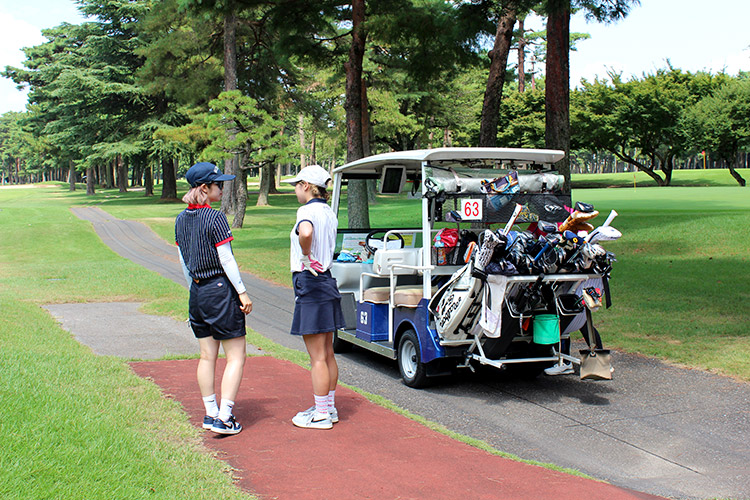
[215,236,234,247]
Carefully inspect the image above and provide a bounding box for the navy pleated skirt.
[290,270,345,336]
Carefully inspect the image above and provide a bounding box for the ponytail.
[310,184,330,202]
[182,186,209,205]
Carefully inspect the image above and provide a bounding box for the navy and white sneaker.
[211,415,242,435]
[296,405,338,423]
[203,415,218,429]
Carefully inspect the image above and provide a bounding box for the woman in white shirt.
[285,165,345,430]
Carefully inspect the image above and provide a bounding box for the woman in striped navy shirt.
[285,165,345,430]
[175,162,252,435]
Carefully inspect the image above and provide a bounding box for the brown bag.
[580,348,612,380]
[580,309,612,380]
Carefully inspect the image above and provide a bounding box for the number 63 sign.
[459,199,483,221]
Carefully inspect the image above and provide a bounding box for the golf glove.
[301,254,324,276]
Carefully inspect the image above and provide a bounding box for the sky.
[0,0,749,114]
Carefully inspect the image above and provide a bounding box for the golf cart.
[329,148,616,387]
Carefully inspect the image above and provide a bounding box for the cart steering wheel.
[364,230,405,256]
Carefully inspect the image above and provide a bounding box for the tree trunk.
[144,164,154,196]
[728,155,747,186]
[86,166,95,195]
[68,160,76,191]
[614,149,666,185]
[662,154,674,186]
[270,122,284,194]
[117,155,128,193]
[222,10,239,217]
[478,5,517,147]
[232,167,248,228]
[257,164,270,207]
[344,0,370,229]
[105,160,114,188]
[518,18,526,93]
[362,80,377,203]
[268,164,281,194]
[299,113,307,168]
[224,156,240,216]
[311,131,318,165]
[160,156,178,200]
[361,79,371,158]
[545,0,571,192]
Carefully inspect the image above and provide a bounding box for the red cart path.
[130,357,662,500]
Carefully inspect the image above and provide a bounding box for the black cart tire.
[397,329,428,388]
[332,331,352,353]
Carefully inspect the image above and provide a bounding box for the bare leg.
[219,336,247,402]
[197,337,220,397]
[303,332,336,396]
[322,331,338,392]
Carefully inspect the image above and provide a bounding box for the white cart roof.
[332,147,565,175]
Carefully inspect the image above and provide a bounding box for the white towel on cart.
[479,275,509,338]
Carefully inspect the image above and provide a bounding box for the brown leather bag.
[580,309,612,380]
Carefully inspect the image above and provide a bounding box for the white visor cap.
[284,165,331,188]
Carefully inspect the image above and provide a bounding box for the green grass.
[571,185,750,379]
[0,185,254,500]
[571,167,750,188]
[79,175,750,381]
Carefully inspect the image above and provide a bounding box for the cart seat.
[362,285,435,308]
[372,248,423,275]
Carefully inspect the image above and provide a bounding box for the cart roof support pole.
[421,160,432,300]
[331,174,342,213]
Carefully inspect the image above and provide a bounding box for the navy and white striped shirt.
[175,204,234,279]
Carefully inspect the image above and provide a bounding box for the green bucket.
[532,314,560,344]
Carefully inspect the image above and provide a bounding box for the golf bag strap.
[584,308,596,349]
[602,274,612,309]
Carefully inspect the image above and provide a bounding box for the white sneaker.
[296,405,339,423]
[292,410,333,430]
[544,362,574,376]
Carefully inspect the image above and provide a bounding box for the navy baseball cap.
[185,162,235,187]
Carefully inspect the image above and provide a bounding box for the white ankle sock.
[218,399,235,422]
[314,394,329,419]
[327,390,336,411]
[202,394,219,418]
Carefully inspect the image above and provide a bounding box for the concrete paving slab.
[43,302,199,359]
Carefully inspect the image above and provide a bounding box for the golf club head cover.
[559,210,599,232]
[475,229,502,269]
[568,221,595,234]
[583,287,602,312]
[575,201,595,213]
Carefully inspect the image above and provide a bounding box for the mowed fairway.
[0,185,255,500]
[572,183,750,379]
